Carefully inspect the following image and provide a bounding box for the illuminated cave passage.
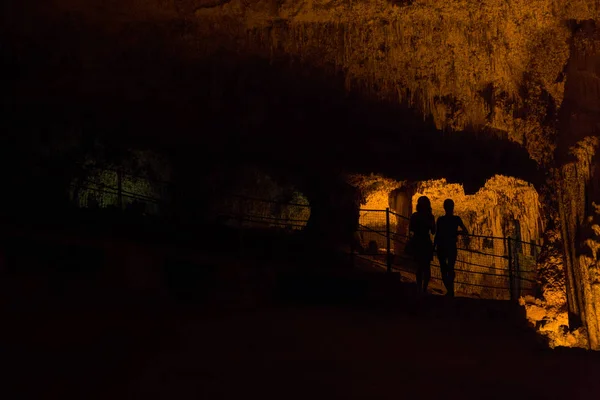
[347,173,545,297]
[68,149,173,215]
[351,174,543,249]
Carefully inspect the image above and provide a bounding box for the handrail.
[358,223,389,240]
[73,163,172,185]
[224,215,306,228]
[227,193,311,208]
[240,219,306,229]
[357,207,541,298]
[388,209,410,221]
[456,247,507,259]
[73,185,163,204]
[229,212,309,223]
[360,209,542,247]
[73,182,163,203]
[354,255,532,291]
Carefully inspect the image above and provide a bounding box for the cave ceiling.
[3,0,599,190]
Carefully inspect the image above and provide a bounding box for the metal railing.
[355,208,541,301]
[214,201,540,301]
[215,193,311,231]
[69,165,171,215]
[70,176,541,302]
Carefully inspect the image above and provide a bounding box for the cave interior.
[4,0,600,352]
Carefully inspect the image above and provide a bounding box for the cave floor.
[3,291,600,400]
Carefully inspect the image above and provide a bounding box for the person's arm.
[458,217,468,235]
[457,217,470,248]
[433,217,440,250]
[430,214,436,235]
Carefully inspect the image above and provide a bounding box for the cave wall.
[413,177,543,299]
[555,20,600,349]
[389,187,414,255]
[346,174,406,252]
[6,1,591,157]
[414,176,543,247]
[192,0,600,162]
[3,0,548,189]
[348,173,543,262]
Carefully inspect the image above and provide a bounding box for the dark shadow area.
[163,257,218,302]
[556,19,600,166]
[2,214,600,399]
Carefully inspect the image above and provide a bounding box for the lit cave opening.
[350,174,543,301]
[68,150,172,216]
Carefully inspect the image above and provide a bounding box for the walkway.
[1,219,599,399]
[2,199,595,400]
[4,285,600,400]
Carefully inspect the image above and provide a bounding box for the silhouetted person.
[409,196,435,294]
[434,199,468,297]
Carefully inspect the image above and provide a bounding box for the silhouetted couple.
[409,196,468,296]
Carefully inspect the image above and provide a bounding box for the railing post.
[386,208,392,273]
[507,236,514,301]
[514,241,521,299]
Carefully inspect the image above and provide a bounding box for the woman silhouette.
[409,196,436,294]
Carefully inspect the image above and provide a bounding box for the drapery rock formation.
[414,176,543,244]
[4,1,600,348]
[555,20,600,350]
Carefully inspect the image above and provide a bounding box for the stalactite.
[109,0,583,156]
[557,136,600,349]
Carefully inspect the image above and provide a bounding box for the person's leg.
[438,248,449,292]
[447,248,458,296]
[422,261,431,293]
[415,260,423,293]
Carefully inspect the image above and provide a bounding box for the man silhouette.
[434,199,468,297]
